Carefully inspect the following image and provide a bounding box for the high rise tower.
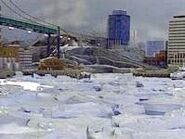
[168,16,185,65]
[108,10,130,48]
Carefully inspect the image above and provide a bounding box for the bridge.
[0,16,67,58]
[0,0,108,60]
[0,15,149,70]
[0,16,107,58]
[0,16,58,34]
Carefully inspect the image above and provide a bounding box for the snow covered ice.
[1,73,185,138]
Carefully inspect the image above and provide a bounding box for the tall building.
[108,10,130,47]
[146,41,167,57]
[168,16,185,65]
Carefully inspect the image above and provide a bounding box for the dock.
[133,72,170,78]
[22,69,90,79]
[133,68,172,78]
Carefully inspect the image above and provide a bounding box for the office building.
[146,41,167,57]
[18,47,33,70]
[108,10,130,47]
[168,15,185,65]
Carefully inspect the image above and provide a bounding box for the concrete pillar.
[47,34,51,57]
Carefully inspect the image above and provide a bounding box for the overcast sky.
[1,0,185,42]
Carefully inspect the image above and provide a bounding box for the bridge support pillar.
[47,34,51,57]
[57,26,60,59]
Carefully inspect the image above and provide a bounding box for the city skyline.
[1,0,185,42]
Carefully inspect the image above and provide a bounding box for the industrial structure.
[107,10,130,48]
[168,15,185,65]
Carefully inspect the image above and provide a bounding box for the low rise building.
[144,50,167,67]
[146,41,167,57]
[19,46,48,70]
[0,46,19,70]
[18,47,33,70]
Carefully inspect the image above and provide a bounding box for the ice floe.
[0,73,185,138]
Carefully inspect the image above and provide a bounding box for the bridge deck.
[0,16,58,34]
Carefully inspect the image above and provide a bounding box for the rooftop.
[112,10,127,15]
[174,15,185,18]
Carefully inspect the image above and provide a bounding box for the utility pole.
[57,26,60,59]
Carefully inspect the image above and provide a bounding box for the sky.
[1,0,185,42]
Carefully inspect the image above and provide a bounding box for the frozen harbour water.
[1,73,185,138]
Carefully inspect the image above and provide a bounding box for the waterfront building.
[107,10,130,48]
[168,16,185,65]
[18,47,33,70]
[144,50,167,67]
[0,46,19,70]
[146,41,167,57]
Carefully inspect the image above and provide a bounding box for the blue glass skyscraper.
[108,10,130,46]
